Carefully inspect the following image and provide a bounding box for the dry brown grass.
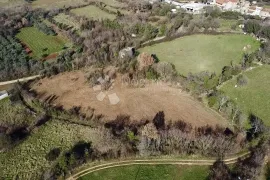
[31,70,226,127]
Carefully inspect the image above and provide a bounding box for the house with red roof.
[215,0,239,10]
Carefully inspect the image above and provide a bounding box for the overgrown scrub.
[0,120,100,180]
[0,35,42,81]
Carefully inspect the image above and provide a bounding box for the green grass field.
[16,27,67,58]
[71,5,116,20]
[79,165,209,180]
[221,65,270,126]
[99,0,126,8]
[0,0,25,7]
[31,0,87,9]
[218,19,242,32]
[140,34,260,76]
[104,5,130,15]
[54,13,80,31]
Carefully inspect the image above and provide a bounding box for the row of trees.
[209,139,269,180]
[0,34,42,81]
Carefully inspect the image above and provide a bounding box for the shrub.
[244,20,261,34]
[237,74,248,86]
[46,148,61,161]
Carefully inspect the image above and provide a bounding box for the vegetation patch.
[53,13,80,31]
[140,34,260,76]
[71,5,116,20]
[218,18,242,32]
[221,65,270,126]
[79,164,209,180]
[104,5,130,15]
[31,0,87,9]
[99,0,126,8]
[16,26,68,58]
[0,120,99,179]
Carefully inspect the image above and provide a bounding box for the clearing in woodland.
[79,164,209,180]
[31,70,226,127]
[221,65,270,126]
[71,5,116,20]
[53,13,80,31]
[140,34,260,76]
[16,27,68,58]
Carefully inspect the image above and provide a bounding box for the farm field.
[71,5,116,20]
[140,34,260,76]
[105,5,130,15]
[0,120,100,179]
[31,0,87,9]
[0,0,25,7]
[16,27,67,58]
[221,65,270,126]
[99,0,126,8]
[79,164,209,180]
[53,13,80,31]
[30,70,226,127]
[218,19,242,32]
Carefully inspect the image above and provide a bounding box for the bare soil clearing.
[31,71,225,127]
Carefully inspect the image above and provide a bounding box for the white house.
[247,6,262,16]
[181,3,207,14]
[0,90,8,101]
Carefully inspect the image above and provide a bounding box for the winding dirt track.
[67,152,250,180]
[0,75,40,86]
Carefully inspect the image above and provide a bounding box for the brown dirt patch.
[30,71,226,127]
[43,53,58,61]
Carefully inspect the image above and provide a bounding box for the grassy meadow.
[221,65,270,126]
[139,34,260,76]
[140,34,260,76]
[31,0,87,9]
[105,5,130,15]
[16,26,67,58]
[0,0,25,7]
[79,165,209,180]
[218,19,242,32]
[54,13,80,31]
[71,5,116,20]
[99,0,126,8]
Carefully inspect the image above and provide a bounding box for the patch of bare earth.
[31,71,226,127]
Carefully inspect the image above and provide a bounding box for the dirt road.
[67,152,250,180]
[0,75,40,87]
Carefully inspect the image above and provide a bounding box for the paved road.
[0,75,40,86]
[67,152,250,180]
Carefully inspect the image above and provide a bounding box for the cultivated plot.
[31,0,87,9]
[71,5,116,20]
[140,34,260,76]
[54,13,81,31]
[218,18,242,32]
[16,27,67,58]
[99,0,126,8]
[105,5,130,15]
[0,0,25,7]
[221,65,270,126]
